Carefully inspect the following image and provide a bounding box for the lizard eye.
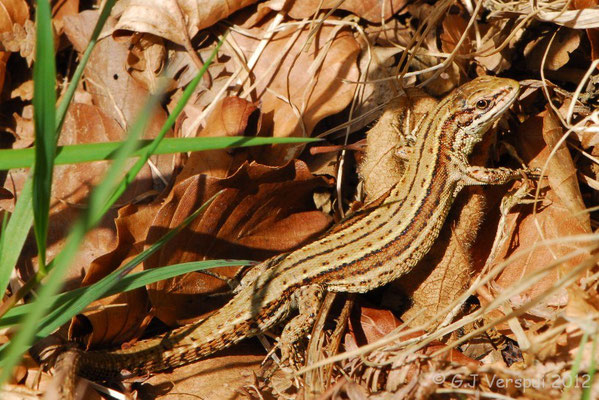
[476,99,490,110]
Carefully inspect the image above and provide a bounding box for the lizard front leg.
[278,284,325,366]
[461,166,538,186]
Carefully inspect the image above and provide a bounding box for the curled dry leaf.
[127,33,167,93]
[437,13,471,91]
[11,104,34,149]
[573,0,599,60]
[442,11,516,74]
[114,0,258,46]
[145,160,332,326]
[0,0,29,32]
[228,16,360,164]
[52,0,79,35]
[534,6,599,29]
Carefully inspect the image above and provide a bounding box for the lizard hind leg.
[278,284,325,368]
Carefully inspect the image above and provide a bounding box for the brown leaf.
[228,17,359,164]
[345,302,479,388]
[69,202,162,347]
[10,105,34,149]
[52,0,79,35]
[0,0,29,31]
[127,33,167,92]
[285,0,408,23]
[440,14,473,56]
[136,343,264,399]
[523,29,581,72]
[63,9,172,154]
[573,0,599,61]
[114,0,258,46]
[0,0,29,93]
[491,110,591,316]
[345,305,401,350]
[176,96,259,181]
[145,160,332,326]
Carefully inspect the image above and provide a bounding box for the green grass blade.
[0,180,34,298]
[0,136,320,170]
[31,0,57,270]
[581,332,597,400]
[561,331,588,400]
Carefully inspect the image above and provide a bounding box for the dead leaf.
[491,110,591,317]
[176,96,259,181]
[127,33,167,93]
[286,0,408,23]
[52,0,79,35]
[572,0,599,61]
[11,105,34,149]
[145,160,332,326]
[0,0,29,93]
[136,343,264,399]
[345,304,401,350]
[345,301,479,390]
[68,202,162,347]
[63,10,171,147]
[228,16,360,164]
[114,0,258,46]
[440,14,473,57]
[523,28,581,71]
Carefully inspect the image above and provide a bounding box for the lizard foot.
[271,284,325,369]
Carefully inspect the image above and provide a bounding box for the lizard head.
[450,76,520,155]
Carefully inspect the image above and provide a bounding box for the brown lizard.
[65,75,533,386]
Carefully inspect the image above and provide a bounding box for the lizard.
[62,75,534,388]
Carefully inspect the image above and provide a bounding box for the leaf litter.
[1,0,599,398]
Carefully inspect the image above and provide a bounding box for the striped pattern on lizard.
[63,76,534,386]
